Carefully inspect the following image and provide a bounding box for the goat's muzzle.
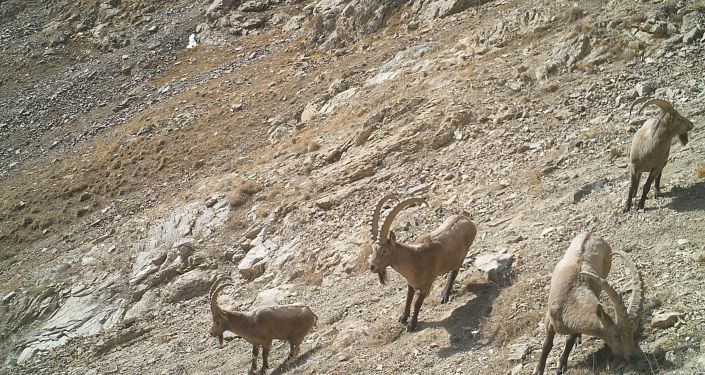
[679,132,689,146]
[370,265,387,284]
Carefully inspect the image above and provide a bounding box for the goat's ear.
[596,304,615,326]
[388,231,396,244]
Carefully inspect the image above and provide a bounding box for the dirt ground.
[1,0,705,374]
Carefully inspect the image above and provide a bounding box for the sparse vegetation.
[227,180,262,208]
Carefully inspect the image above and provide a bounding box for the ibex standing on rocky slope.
[624,98,694,212]
[209,277,317,374]
[368,194,477,332]
[534,233,644,375]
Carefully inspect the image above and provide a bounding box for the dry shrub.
[542,82,559,93]
[255,206,269,218]
[564,6,585,21]
[227,180,261,208]
[527,169,544,187]
[291,136,321,155]
[695,165,705,180]
[266,186,281,200]
[479,281,542,345]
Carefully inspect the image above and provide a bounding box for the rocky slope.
[1,0,705,374]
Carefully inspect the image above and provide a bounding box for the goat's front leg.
[399,285,414,324]
[250,345,259,375]
[441,269,459,304]
[557,334,579,374]
[407,290,428,332]
[533,321,555,375]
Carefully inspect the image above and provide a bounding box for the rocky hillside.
[1,0,705,374]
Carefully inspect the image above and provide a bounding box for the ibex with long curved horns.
[209,277,317,374]
[534,233,644,374]
[368,194,477,332]
[624,98,694,212]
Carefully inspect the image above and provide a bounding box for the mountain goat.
[534,233,643,374]
[624,98,694,212]
[368,194,477,332]
[209,277,317,374]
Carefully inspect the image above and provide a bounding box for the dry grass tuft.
[227,180,262,208]
[479,281,542,345]
[291,136,321,155]
[255,206,269,218]
[527,169,544,187]
[565,6,585,21]
[695,165,705,180]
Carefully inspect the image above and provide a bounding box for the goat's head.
[368,195,426,284]
[580,251,643,367]
[209,276,234,347]
[632,98,694,145]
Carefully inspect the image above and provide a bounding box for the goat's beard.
[376,267,388,285]
[679,132,689,146]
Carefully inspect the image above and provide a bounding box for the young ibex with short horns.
[209,277,317,374]
[368,194,477,332]
[624,98,694,212]
[534,233,644,375]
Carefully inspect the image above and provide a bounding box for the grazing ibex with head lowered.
[209,277,317,374]
[534,233,644,375]
[368,194,477,332]
[624,98,694,212]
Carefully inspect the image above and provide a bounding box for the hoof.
[398,315,408,324]
[406,323,417,332]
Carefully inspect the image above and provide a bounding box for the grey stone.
[206,0,238,21]
[283,15,306,33]
[238,240,275,279]
[241,0,269,12]
[307,0,406,50]
[164,270,211,303]
[415,0,488,20]
[508,343,529,360]
[683,27,703,44]
[474,250,514,283]
[2,291,16,304]
[129,249,167,285]
[635,81,654,97]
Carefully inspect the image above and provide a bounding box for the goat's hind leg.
[654,170,663,198]
[441,269,459,304]
[533,321,555,375]
[557,334,579,374]
[250,345,260,375]
[258,344,271,375]
[637,170,657,211]
[623,172,641,213]
[399,285,414,323]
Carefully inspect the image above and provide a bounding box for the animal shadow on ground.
[666,181,705,212]
[430,278,509,358]
[269,344,322,375]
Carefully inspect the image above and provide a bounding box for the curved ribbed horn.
[612,251,643,322]
[371,194,399,241]
[209,276,232,299]
[629,97,651,117]
[579,271,629,325]
[637,99,673,116]
[379,198,427,245]
[210,282,235,315]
